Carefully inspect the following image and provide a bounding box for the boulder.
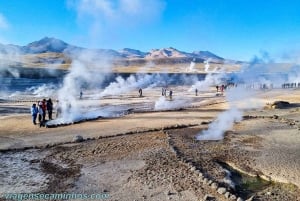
[73,135,84,143]
[271,101,290,109]
[217,187,226,194]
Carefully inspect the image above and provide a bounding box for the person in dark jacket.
[41,99,47,121]
[47,98,53,120]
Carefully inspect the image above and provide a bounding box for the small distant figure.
[138,88,143,97]
[162,87,165,96]
[80,91,83,99]
[31,103,38,125]
[195,88,198,96]
[47,98,53,120]
[221,85,224,93]
[216,85,219,92]
[56,100,62,118]
[169,90,173,100]
[38,101,44,127]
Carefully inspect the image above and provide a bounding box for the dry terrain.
[1,86,300,201]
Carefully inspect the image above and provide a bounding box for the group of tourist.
[282,82,300,88]
[216,85,226,93]
[161,87,173,99]
[30,98,53,127]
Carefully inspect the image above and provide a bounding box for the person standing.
[169,90,173,100]
[38,101,44,127]
[56,100,62,118]
[221,85,224,93]
[47,98,53,120]
[41,99,47,121]
[195,88,198,96]
[30,103,38,125]
[80,90,83,99]
[138,88,143,97]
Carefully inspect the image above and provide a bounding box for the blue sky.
[0,0,300,61]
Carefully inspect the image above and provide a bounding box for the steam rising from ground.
[204,59,211,72]
[0,45,21,78]
[100,73,199,97]
[154,96,190,110]
[197,107,242,140]
[197,53,300,141]
[51,49,112,124]
[99,74,161,97]
[26,84,58,98]
[189,68,225,92]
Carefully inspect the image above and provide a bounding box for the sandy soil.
[1,86,300,201]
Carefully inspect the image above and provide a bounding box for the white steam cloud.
[204,59,211,72]
[196,52,299,141]
[197,107,242,140]
[189,68,225,92]
[70,0,165,44]
[0,46,21,78]
[154,96,190,110]
[74,0,165,25]
[0,13,9,30]
[187,59,196,72]
[51,49,111,124]
[100,74,158,97]
[26,84,59,98]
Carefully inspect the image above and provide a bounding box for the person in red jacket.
[41,99,47,121]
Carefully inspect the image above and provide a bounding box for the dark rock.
[73,135,84,143]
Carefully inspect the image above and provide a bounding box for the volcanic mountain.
[0,37,234,72]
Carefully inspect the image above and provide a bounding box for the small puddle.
[218,161,272,199]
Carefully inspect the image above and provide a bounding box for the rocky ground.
[1,87,300,201]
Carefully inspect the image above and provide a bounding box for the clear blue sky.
[0,0,300,61]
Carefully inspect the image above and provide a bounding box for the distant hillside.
[0,37,232,67]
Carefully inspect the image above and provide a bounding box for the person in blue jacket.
[30,103,38,125]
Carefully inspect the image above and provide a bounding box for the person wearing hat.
[38,101,44,127]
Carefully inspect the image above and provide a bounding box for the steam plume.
[196,52,297,141]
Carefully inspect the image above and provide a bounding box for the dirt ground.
[0,86,300,201]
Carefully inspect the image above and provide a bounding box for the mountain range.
[0,37,225,63]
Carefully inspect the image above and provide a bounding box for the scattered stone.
[201,121,210,125]
[217,187,226,195]
[229,194,237,200]
[273,115,279,119]
[271,101,290,109]
[210,182,218,190]
[237,197,244,201]
[224,191,230,199]
[191,166,196,171]
[203,194,215,201]
[208,180,213,185]
[246,195,255,201]
[73,135,84,143]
